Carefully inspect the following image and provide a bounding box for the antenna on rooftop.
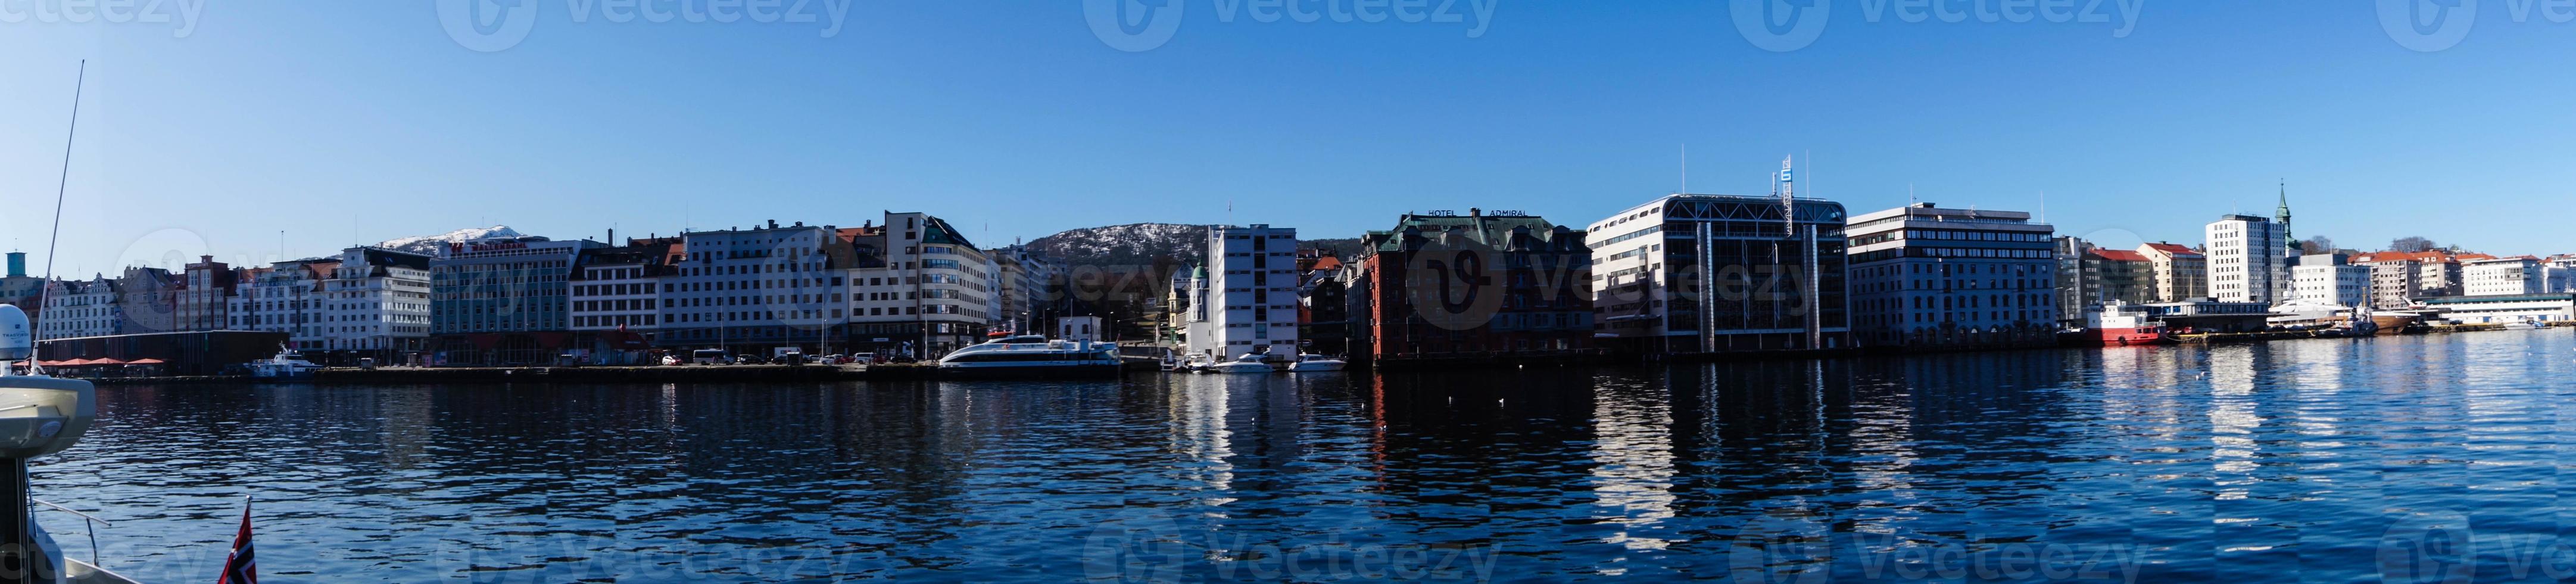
[1679,143,1688,195]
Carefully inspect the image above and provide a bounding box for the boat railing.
[31,498,109,567]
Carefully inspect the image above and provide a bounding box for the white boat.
[2500,320,2544,331]
[247,348,323,379]
[935,335,1121,375]
[1201,353,1275,374]
[1286,354,1347,372]
[2,305,139,583]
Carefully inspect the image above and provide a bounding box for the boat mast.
[29,61,85,377]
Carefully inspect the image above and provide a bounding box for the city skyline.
[7,3,2573,275]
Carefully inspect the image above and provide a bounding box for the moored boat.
[1201,353,1275,374]
[1286,354,1347,372]
[935,335,1121,376]
[2369,310,2429,336]
[2086,303,2170,346]
[247,347,324,379]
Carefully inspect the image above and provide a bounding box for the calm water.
[29,331,2576,582]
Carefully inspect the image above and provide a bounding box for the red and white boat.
[2087,303,2169,346]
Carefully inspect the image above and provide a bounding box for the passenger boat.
[2087,303,2169,346]
[247,348,324,379]
[935,335,1120,375]
[1286,354,1347,372]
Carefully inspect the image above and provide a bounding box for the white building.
[316,247,435,357]
[842,212,996,358]
[1057,315,1103,343]
[2425,293,2575,324]
[2204,214,2288,305]
[37,277,120,340]
[570,241,674,341]
[229,260,332,350]
[2290,254,2371,307]
[1182,224,1298,359]
[658,221,849,355]
[1844,203,2057,347]
[2464,257,2547,297]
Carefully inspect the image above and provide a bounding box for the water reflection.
[26,332,2576,582]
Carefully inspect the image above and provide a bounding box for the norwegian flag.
[215,499,256,584]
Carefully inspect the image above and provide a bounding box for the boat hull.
[2094,327,2168,346]
[2370,315,2421,336]
[1202,363,1274,374]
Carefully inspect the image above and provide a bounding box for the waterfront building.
[2139,299,2274,333]
[1844,203,2056,348]
[1181,224,1299,359]
[842,212,996,358]
[1297,252,1352,357]
[2050,237,2091,325]
[1351,210,1590,361]
[1587,194,1850,353]
[115,266,182,334]
[2204,215,2288,305]
[2081,249,2154,307]
[36,277,120,340]
[429,236,601,365]
[2135,243,2207,302]
[2424,293,2575,324]
[2290,253,2371,307]
[659,222,853,357]
[175,256,238,332]
[229,260,335,350]
[1056,315,1103,343]
[2463,256,2548,297]
[991,244,1059,335]
[316,247,434,362]
[2357,250,2489,305]
[570,239,677,362]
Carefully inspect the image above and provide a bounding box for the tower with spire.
[2275,179,2295,254]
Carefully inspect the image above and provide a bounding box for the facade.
[1181,224,1299,359]
[2290,253,2371,307]
[991,244,1059,335]
[842,212,996,358]
[315,247,435,361]
[2050,237,2091,325]
[175,256,238,332]
[0,252,40,327]
[1297,253,1352,357]
[2081,249,2154,307]
[36,277,120,340]
[659,222,854,356]
[115,266,182,335]
[2463,257,2546,297]
[2424,293,2575,324]
[2365,256,2424,307]
[2204,215,2288,305]
[2141,299,2274,333]
[1056,315,1103,343]
[2356,250,2490,305]
[2135,243,2207,302]
[229,260,335,350]
[1588,194,1850,353]
[1351,211,1590,361]
[1844,203,2056,348]
[429,237,601,365]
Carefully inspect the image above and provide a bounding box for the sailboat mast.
[30,61,85,372]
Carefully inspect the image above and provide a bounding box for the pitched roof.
[2088,249,2151,262]
[2140,243,2200,257]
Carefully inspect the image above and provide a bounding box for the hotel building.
[316,247,434,360]
[1845,203,2057,348]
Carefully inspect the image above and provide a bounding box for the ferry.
[2087,303,2169,346]
[247,348,325,379]
[935,335,1121,376]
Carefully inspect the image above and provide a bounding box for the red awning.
[89,358,126,365]
[124,358,166,365]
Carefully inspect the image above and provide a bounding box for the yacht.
[2,306,142,583]
[935,335,1121,375]
[1286,354,1348,372]
[1200,353,1275,374]
[2500,319,2544,331]
[247,348,324,380]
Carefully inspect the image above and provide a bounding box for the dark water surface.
[30,331,2576,582]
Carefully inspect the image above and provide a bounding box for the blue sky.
[3,2,2571,275]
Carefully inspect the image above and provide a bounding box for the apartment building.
[1845,203,2057,348]
[1181,224,1299,359]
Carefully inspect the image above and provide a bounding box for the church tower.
[2276,179,2295,254]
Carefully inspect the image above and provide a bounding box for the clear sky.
[4,2,2571,276]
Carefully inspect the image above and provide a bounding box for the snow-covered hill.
[377,225,524,256]
[1026,223,1209,268]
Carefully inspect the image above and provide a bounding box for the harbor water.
[31,331,2576,582]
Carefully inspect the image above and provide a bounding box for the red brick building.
[1352,210,1592,364]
